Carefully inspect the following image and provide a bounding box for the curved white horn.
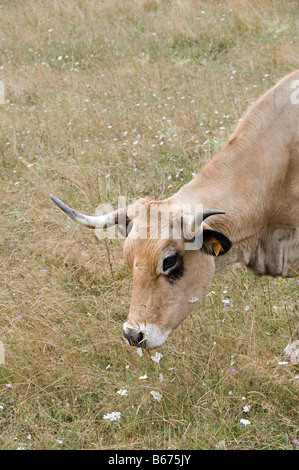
[184,209,226,238]
[50,194,127,229]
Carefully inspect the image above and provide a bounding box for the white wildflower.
[217,440,226,450]
[240,419,251,426]
[150,391,162,402]
[135,348,143,357]
[103,411,121,421]
[151,352,163,363]
[117,389,128,396]
[206,291,216,297]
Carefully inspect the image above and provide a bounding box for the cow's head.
[50,194,232,349]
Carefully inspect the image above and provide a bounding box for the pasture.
[0,0,298,450]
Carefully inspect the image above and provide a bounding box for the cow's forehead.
[123,231,183,273]
[127,198,185,237]
[124,199,190,268]
[127,198,174,219]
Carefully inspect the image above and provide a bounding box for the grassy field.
[0,0,298,450]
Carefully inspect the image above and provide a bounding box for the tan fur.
[123,71,299,349]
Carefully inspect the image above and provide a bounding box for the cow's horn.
[202,209,225,220]
[184,209,226,238]
[50,194,127,229]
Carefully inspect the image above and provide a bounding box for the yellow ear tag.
[213,242,221,256]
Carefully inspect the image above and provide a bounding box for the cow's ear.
[201,227,232,256]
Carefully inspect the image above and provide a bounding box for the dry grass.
[0,0,298,450]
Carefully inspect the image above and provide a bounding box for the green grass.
[0,0,298,450]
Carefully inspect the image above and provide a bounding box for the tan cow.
[51,70,299,358]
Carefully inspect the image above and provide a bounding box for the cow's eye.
[163,254,177,272]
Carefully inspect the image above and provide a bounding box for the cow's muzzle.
[123,327,144,347]
[123,321,171,349]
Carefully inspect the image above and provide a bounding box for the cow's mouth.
[123,329,144,347]
[123,321,171,350]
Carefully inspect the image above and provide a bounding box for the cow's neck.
[171,141,282,273]
[174,145,266,237]
[167,71,299,277]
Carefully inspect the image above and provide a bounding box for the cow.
[50,70,299,361]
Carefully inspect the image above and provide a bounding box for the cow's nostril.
[123,329,144,347]
[135,331,144,345]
